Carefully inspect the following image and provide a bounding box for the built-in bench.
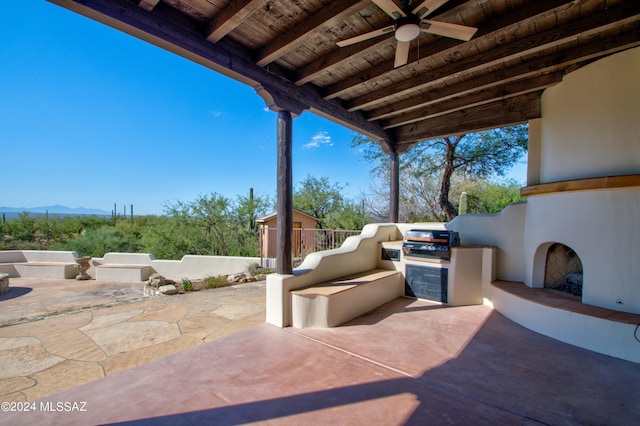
[291,269,403,328]
[94,253,155,282]
[490,280,640,363]
[0,250,79,279]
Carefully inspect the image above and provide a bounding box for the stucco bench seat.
[0,250,80,279]
[95,264,154,282]
[291,269,403,328]
[12,262,78,279]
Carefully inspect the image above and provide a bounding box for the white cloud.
[303,131,333,150]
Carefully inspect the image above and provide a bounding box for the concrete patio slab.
[1,294,638,425]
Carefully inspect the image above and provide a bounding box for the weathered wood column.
[255,84,308,274]
[389,152,399,223]
[276,111,293,274]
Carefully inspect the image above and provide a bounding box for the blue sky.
[1,1,525,216]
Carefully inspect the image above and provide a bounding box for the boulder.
[227,273,247,284]
[158,284,178,295]
[148,273,166,288]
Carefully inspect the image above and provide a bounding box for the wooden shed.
[256,209,319,260]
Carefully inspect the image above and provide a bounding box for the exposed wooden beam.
[394,92,542,149]
[323,0,577,100]
[138,0,160,12]
[48,0,393,146]
[366,28,640,122]
[382,72,564,129]
[344,2,640,111]
[255,0,368,67]
[374,28,640,125]
[206,0,267,43]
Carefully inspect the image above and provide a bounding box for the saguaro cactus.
[459,192,469,215]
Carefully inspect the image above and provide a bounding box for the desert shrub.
[203,275,230,289]
[181,278,193,292]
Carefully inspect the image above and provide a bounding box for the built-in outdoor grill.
[379,229,483,306]
[402,229,460,261]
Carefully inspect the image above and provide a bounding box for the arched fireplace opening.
[544,243,583,297]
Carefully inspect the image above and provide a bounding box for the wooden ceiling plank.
[344,1,640,111]
[367,27,640,120]
[206,0,268,43]
[255,0,369,67]
[323,0,576,100]
[138,0,160,12]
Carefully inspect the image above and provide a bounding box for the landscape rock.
[148,273,166,288]
[158,285,178,295]
[227,273,247,284]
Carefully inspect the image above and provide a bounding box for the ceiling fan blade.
[412,0,449,19]
[371,0,406,20]
[336,25,395,47]
[420,20,478,41]
[394,40,410,68]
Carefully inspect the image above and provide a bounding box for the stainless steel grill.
[401,229,460,261]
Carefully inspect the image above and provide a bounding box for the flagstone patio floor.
[1,277,639,425]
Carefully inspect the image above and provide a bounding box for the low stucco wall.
[0,250,79,263]
[151,255,261,280]
[0,250,260,281]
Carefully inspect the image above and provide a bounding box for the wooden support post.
[389,152,399,223]
[276,111,293,274]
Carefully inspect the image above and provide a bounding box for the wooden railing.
[260,228,362,267]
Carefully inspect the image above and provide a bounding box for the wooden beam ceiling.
[48,0,640,154]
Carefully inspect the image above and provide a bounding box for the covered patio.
[1,295,639,424]
[13,1,637,421]
[47,0,640,273]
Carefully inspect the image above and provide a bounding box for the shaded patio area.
[1,296,638,425]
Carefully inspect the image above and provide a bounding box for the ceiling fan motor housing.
[395,15,421,41]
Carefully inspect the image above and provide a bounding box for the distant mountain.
[0,205,111,216]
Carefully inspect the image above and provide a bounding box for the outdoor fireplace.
[543,243,583,297]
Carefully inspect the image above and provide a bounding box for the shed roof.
[256,209,319,223]
[49,0,639,153]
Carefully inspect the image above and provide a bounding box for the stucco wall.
[539,48,640,182]
[523,47,640,314]
[448,203,527,283]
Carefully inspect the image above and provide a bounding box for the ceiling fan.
[337,0,478,68]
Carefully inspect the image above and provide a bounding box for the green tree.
[293,176,369,230]
[60,226,133,257]
[353,124,528,221]
[454,179,526,214]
